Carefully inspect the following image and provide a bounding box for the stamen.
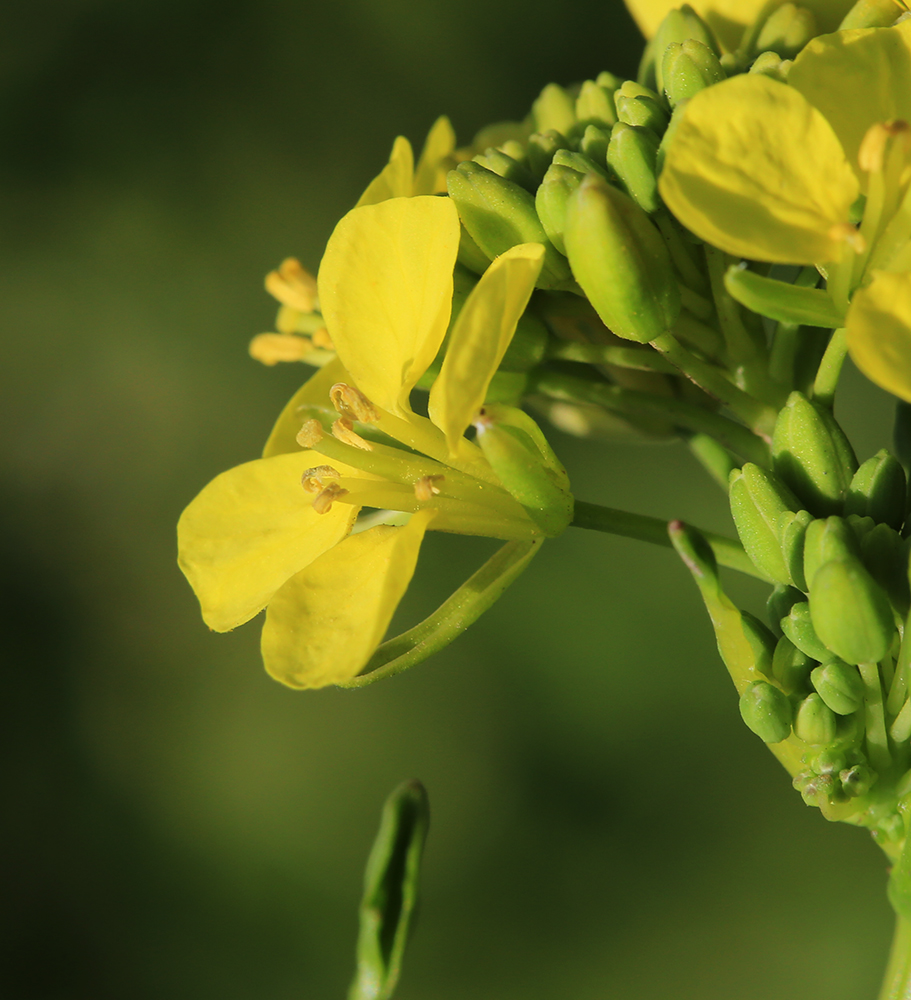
[296,419,325,448]
[414,475,445,501]
[829,221,866,254]
[332,418,374,451]
[264,258,319,312]
[330,382,379,423]
[311,482,349,514]
[301,465,341,493]
[311,327,335,351]
[249,332,312,365]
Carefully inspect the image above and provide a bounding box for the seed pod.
[781,601,832,662]
[809,558,895,665]
[729,464,801,586]
[607,122,662,214]
[739,680,792,743]
[772,634,813,692]
[778,509,813,591]
[662,39,726,108]
[563,174,680,342]
[575,79,618,127]
[803,516,860,591]
[754,3,818,60]
[772,391,858,516]
[535,163,584,256]
[845,449,906,529]
[811,660,864,715]
[795,693,837,745]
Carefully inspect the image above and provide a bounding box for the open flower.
[178,195,569,689]
[658,20,911,399]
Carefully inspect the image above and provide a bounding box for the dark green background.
[0,2,898,997]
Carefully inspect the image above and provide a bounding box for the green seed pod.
[781,601,832,662]
[575,79,618,128]
[552,148,609,181]
[662,39,726,108]
[606,122,662,214]
[579,124,611,167]
[772,634,813,692]
[447,162,573,289]
[802,516,860,591]
[811,660,865,715]
[563,173,680,342]
[845,449,907,529]
[729,464,802,586]
[615,92,669,134]
[778,509,813,592]
[767,584,804,630]
[754,3,818,60]
[531,82,576,135]
[739,680,792,743]
[795,692,837,744]
[535,163,584,256]
[771,391,858,516]
[473,405,573,537]
[525,130,571,182]
[840,763,876,797]
[472,147,536,192]
[861,523,910,617]
[809,558,895,665]
[749,51,793,83]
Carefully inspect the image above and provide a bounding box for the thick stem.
[879,915,911,1000]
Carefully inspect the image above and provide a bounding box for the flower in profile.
[178,195,571,689]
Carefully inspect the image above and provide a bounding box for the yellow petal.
[847,269,911,402]
[413,116,456,195]
[177,450,360,632]
[262,356,349,458]
[790,20,911,188]
[659,74,859,264]
[428,243,544,451]
[318,196,461,414]
[355,136,415,208]
[261,510,433,688]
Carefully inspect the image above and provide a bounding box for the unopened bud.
[579,124,611,166]
[767,584,804,629]
[653,3,721,98]
[749,51,792,83]
[535,163,584,256]
[861,523,910,617]
[552,148,609,180]
[525,130,572,183]
[840,763,876,797]
[811,660,865,715]
[840,0,910,29]
[606,122,662,214]
[739,680,792,743]
[754,3,817,60]
[532,83,576,135]
[802,516,860,592]
[778,509,813,591]
[772,634,813,693]
[781,600,832,662]
[795,692,837,745]
[845,449,906,529]
[575,79,618,128]
[615,92,669,134]
[809,558,895,665]
[472,147,536,191]
[662,39,725,108]
[729,464,801,586]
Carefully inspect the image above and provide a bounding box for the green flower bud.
[606,122,662,214]
[845,449,907,529]
[652,4,720,92]
[795,692,837,744]
[729,464,801,586]
[552,148,609,181]
[846,513,876,544]
[773,634,814,693]
[754,3,818,60]
[535,163,584,256]
[767,584,804,630]
[531,82,576,135]
[579,124,611,167]
[798,770,839,806]
[771,391,858,516]
[739,680,792,743]
[457,224,491,276]
[473,404,573,537]
[749,51,792,83]
[563,174,680,342]
[662,39,726,108]
[781,601,832,662]
[575,79,618,128]
[778,508,813,592]
[861,523,910,618]
[811,660,865,715]
[812,749,847,775]
[802,516,860,592]
[615,92,669,134]
[525,130,571,183]
[447,162,573,289]
[840,763,876,797]
[840,0,910,28]
[741,610,777,678]
[472,147,536,191]
[809,558,895,665]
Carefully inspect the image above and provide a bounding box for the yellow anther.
[413,475,445,501]
[249,332,313,366]
[329,382,379,423]
[296,419,325,448]
[301,465,341,493]
[859,120,911,174]
[311,327,335,351]
[311,482,349,514]
[265,258,319,312]
[829,221,867,254]
[332,418,374,451]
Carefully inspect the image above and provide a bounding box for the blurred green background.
[0,2,900,997]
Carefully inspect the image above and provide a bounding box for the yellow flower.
[356,116,456,207]
[178,196,565,689]
[658,21,911,399]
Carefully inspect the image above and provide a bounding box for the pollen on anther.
[311,482,349,514]
[312,328,335,351]
[296,419,324,448]
[301,465,341,493]
[330,382,378,423]
[414,475,445,501]
[332,418,373,451]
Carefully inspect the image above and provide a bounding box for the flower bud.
[840,763,876,797]
[739,680,792,743]
[754,4,818,60]
[535,163,584,256]
[579,124,611,166]
[766,584,804,630]
[861,523,910,617]
[812,749,847,775]
[472,147,536,191]
[778,509,813,592]
[729,464,801,586]
[552,148,609,181]
[781,601,832,662]
[457,224,492,276]
[772,392,858,516]
[802,516,860,592]
[809,558,895,665]
[795,693,837,745]
[499,313,549,372]
[531,83,576,135]
[447,162,573,289]
[772,634,814,693]
[840,0,910,28]
[607,122,662,214]
[845,449,906,529]
[662,39,726,108]
[525,130,571,182]
[563,174,680,342]
[749,51,792,83]
[652,4,720,91]
[811,660,865,715]
[741,610,777,678]
[615,92,669,134]
[575,79,618,128]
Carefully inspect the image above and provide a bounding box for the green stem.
[812,327,848,408]
[879,915,911,1000]
[686,433,736,491]
[860,660,893,774]
[705,245,764,364]
[571,500,765,580]
[547,341,677,373]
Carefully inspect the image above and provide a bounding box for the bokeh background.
[0,2,900,997]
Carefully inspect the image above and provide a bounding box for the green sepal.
[579,124,611,166]
[551,148,610,181]
[729,463,802,586]
[803,516,860,592]
[575,79,618,128]
[772,392,858,517]
[794,693,837,745]
[653,2,721,96]
[531,83,576,135]
[447,162,573,289]
[781,601,832,662]
[740,680,793,743]
[472,147,537,192]
[845,449,907,529]
[749,51,792,83]
[809,558,895,666]
[753,3,817,60]
[607,122,662,214]
[614,92,669,134]
[563,174,680,343]
[811,660,865,715]
[779,509,813,592]
[861,523,911,618]
[456,224,491,276]
[772,634,814,693]
[525,130,571,183]
[535,163,584,256]
[840,0,910,29]
[348,780,430,1000]
[662,40,726,108]
[767,584,805,631]
[723,265,844,328]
